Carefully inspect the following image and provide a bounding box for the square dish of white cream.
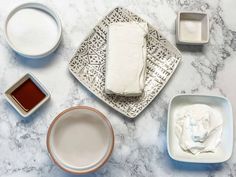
[167,94,233,163]
[176,11,209,44]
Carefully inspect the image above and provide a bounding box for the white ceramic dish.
[167,94,233,163]
[176,11,209,45]
[5,3,62,58]
[47,106,114,174]
[69,7,181,118]
[4,73,50,117]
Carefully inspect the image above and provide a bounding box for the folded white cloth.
[105,22,147,96]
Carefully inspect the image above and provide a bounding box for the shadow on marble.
[13,52,57,68]
[8,40,64,69]
[3,97,51,124]
[59,172,97,177]
[176,44,204,53]
[166,152,224,172]
[50,161,108,177]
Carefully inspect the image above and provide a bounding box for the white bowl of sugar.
[5,3,62,58]
[176,11,209,45]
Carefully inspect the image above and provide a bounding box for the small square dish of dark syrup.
[4,73,50,117]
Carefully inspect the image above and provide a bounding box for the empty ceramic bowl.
[167,94,233,163]
[176,11,209,45]
[47,106,114,174]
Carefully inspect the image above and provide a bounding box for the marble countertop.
[0,0,236,176]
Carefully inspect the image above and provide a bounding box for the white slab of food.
[105,22,147,96]
[69,7,181,118]
[167,94,233,163]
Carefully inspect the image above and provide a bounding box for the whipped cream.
[175,104,223,155]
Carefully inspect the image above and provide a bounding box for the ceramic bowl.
[176,11,209,44]
[47,106,114,174]
[4,73,50,117]
[167,94,233,163]
[4,3,62,58]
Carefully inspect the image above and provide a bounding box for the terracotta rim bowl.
[46,106,114,174]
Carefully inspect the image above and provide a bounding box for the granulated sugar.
[6,8,59,56]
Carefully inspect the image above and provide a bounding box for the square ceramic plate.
[69,7,181,118]
[4,73,50,117]
[176,11,209,44]
[167,94,234,163]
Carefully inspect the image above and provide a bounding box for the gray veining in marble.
[0,0,236,177]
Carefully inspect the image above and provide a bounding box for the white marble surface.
[0,0,236,176]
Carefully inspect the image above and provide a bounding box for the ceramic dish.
[69,7,181,118]
[4,73,50,117]
[176,11,209,44]
[167,94,233,163]
[47,106,114,174]
[5,3,62,58]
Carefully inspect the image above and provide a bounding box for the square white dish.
[69,7,181,118]
[4,73,50,117]
[167,94,233,163]
[176,11,209,44]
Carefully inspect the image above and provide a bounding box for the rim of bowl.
[4,2,62,59]
[46,106,115,174]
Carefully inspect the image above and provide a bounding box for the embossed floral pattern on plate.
[69,7,181,118]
